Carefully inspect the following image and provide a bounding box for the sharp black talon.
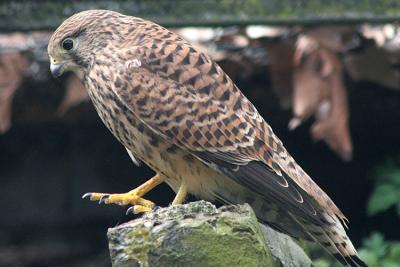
[99,195,110,204]
[153,206,160,212]
[82,193,92,199]
[126,206,134,215]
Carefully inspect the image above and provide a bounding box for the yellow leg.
[172,181,187,205]
[83,173,165,214]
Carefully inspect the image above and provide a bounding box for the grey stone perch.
[107,201,311,267]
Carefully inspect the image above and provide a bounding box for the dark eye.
[62,38,74,51]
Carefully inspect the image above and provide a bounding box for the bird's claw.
[126,206,134,215]
[82,191,156,209]
[99,194,110,204]
[82,192,92,199]
[82,175,164,214]
[126,205,153,215]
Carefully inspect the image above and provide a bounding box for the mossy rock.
[107,201,311,267]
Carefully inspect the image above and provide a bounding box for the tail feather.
[291,212,367,267]
[336,255,368,267]
[287,212,351,265]
[348,255,368,267]
[213,184,368,266]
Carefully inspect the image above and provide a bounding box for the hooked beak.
[50,62,65,78]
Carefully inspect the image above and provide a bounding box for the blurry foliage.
[311,232,400,267]
[367,158,400,216]
[357,232,400,267]
[311,157,400,266]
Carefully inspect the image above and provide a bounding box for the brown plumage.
[48,10,366,267]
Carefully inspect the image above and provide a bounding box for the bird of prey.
[48,10,366,267]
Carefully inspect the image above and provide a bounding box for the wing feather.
[114,34,345,224]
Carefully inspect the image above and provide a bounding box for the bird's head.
[48,10,128,79]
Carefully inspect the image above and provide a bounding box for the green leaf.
[358,249,378,267]
[388,243,400,260]
[358,232,400,267]
[382,260,400,267]
[362,232,388,258]
[313,259,332,267]
[367,184,400,216]
[389,170,400,186]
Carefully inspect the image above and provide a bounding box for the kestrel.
[48,10,366,267]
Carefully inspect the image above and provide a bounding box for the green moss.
[148,204,278,266]
[123,227,152,267]
[177,213,276,267]
[108,201,310,267]
[1,0,400,31]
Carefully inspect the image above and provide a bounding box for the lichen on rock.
[107,201,311,267]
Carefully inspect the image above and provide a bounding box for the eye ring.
[62,38,74,51]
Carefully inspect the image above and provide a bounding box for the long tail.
[216,189,368,267]
[287,211,367,267]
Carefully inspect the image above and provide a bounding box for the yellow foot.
[82,174,164,214]
[82,191,155,208]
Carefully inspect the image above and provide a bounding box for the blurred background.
[0,1,400,266]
